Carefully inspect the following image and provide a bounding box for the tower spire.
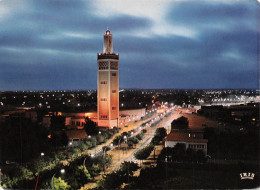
[103,28,113,53]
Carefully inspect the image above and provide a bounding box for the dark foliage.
[171,116,189,130]
[204,127,259,159]
[84,117,98,135]
[0,117,51,163]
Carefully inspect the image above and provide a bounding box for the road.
[81,107,184,189]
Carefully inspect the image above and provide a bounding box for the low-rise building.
[165,130,208,155]
[65,129,88,146]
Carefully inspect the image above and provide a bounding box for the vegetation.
[1,153,112,189]
[158,144,206,163]
[0,117,54,163]
[171,116,189,130]
[204,127,259,160]
[134,144,154,163]
[84,116,98,135]
[97,161,139,189]
[53,177,70,190]
[151,127,167,145]
[130,159,259,189]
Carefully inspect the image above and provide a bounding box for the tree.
[120,161,139,177]
[171,116,189,130]
[88,164,101,177]
[50,116,65,131]
[185,148,196,162]
[0,117,51,163]
[78,142,88,151]
[1,174,13,189]
[134,144,154,163]
[155,127,167,139]
[151,136,162,145]
[196,150,206,163]
[84,117,98,135]
[136,133,144,140]
[98,171,124,189]
[50,130,68,147]
[97,162,139,189]
[73,166,92,186]
[53,177,70,190]
[113,135,123,145]
[102,145,111,152]
[172,143,186,161]
[97,135,105,144]
[13,165,33,180]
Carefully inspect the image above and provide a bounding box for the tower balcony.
[97,53,119,60]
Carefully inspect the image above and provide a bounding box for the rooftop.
[65,130,87,140]
[166,131,208,143]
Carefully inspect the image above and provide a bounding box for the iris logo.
[240,172,255,180]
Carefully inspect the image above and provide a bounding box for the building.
[165,130,208,155]
[97,28,119,129]
[65,130,88,146]
[119,108,146,123]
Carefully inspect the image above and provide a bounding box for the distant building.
[119,108,146,123]
[25,110,38,122]
[165,130,208,155]
[65,129,88,146]
[97,28,119,129]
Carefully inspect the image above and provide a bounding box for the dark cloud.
[0,0,258,90]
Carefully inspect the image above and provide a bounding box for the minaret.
[97,28,119,129]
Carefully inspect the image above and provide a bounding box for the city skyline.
[0,0,259,91]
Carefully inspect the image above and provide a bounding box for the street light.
[41,152,45,156]
[124,136,128,152]
[88,135,96,154]
[0,168,2,188]
[83,157,87,169]
[51,169,65,189]
[118,139,121,160]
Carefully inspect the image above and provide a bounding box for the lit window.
[101,115,108,119]
[189,133,191,138]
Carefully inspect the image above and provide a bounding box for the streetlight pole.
[117,117,118,130]
[0,168,2,188]
[124,136,128,152]
[103,148,106,172]
[94,137,96,155]
[83,157,87,169]
[118,139,121,160]
[154,147,156,161]
[51,169,65,189]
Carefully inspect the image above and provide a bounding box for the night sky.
[0,0,259,91]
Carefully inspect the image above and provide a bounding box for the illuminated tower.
[97,28,119,129]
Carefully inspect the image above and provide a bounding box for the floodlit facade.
[97,29,119,128]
